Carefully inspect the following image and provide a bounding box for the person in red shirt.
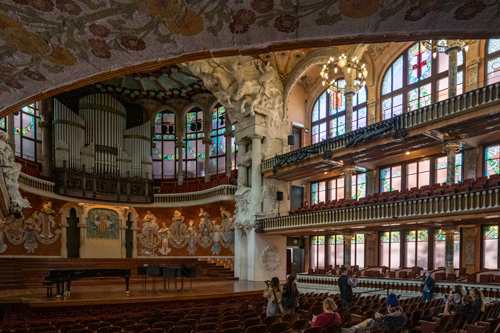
[312,298,342,328]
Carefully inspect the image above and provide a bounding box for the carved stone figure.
[39,201,56,239]
[198,208,213,248]
[236,149,252,168]
[234,186,253,229]
[211,220,221,255]
[0,132,31,211]
[186,220,197,255]
[138,210,160,249]
[169,210,188,248]
[158,222,171,255]
[0,218,7,253]
[23,212,39,253]
[220,205,235,251]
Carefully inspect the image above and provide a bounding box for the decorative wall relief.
[86,208,119,239]
[260,246,281,271]
[138,210,161,249]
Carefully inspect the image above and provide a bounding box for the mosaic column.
[365,233,376,267]
[464,148,479,180]
[443,227,459,275]
[236,140,247,187]
[202,137,212,182]
[344,89,355,133]
[251,135,263,213]
[443,140,461,184]
[7,113,15,152]
[175,141,186,185]
[40,98,54,178]
[343,165,356,200]
[366,170,377,197]
[467,57,481,91]
[224,129,234,180]
[445,40,463,98]
[343,233,354,269]
[463,227,478,273]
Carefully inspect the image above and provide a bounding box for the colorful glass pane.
[382,68,392,95]
[435,229,445,241]
[353,173,366,199]
[312,236,318,245]
[454,231,460,240]
[0,118,5,129]
[356,86,367,105]
[407,87,419,111]
[393,56,404,86]
[356,234,365,244]
[488,39,500,54]
[319,92,327,119]
[457,71,463,85]
[420,84,432,106]
[22,105,35,115]
[336,235,344,244]
[418,230,428,241]
[487,56,500,75]
[380,168,391,192]
[419,45,432,80]
[380,232,390,243]
[408,43,420,84]
[391,232,400,242]
[485,226,499,239]
[457,51,464,67]
[312,101,319,122]
[317,236,325,245]
[328,235,336,245]
[486,145,500,175]
[407,231,416,242]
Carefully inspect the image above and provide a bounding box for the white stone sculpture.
[186,220,197,255]
[158,221,171,255]
[260,245,281,272]
[138,210,161,249]
[197,208,213,248]
[0,132,31,211]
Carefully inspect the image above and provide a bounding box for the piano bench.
[42,281,54,297]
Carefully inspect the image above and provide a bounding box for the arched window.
[311,80,367,144]
[0,117,5,133]
[381,42,464,120]
[210,105,226,175]
[184,109,205,178]
[486,39,500,85]
[152,112,176,179]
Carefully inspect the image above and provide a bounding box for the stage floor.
[0,280,265,308]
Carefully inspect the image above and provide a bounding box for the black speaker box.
[276,191,283,201]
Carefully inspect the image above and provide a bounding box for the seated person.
[444,289,475,322]
[341,294,407,333]
[312,298,342,328]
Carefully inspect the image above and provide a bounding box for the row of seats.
[291,174,500,215]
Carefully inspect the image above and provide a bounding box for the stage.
[0,280,265,308]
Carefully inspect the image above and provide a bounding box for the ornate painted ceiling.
[0,0,499,117]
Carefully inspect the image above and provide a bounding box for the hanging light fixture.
[422,40,471,58]
[320,54,368,93]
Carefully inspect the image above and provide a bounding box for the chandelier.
[422,40,471,59]
[320,54,368,93]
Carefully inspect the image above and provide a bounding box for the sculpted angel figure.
[143,210,159,242]
[158,221,171,255]
[40,201,56,238]
[186,220,197,255]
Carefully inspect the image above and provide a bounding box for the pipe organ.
[54,94,152,179]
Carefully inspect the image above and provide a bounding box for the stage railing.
[263,82,500,173]
[257,188,500,232]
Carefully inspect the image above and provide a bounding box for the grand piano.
[44,269,131,297]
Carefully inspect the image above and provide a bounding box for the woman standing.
[282,274,299,314]
[263,277,283,316]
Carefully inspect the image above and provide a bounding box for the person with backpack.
[263,277,283,316]
[282,274,299,314]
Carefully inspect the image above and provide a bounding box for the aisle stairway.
[0,258,237,290]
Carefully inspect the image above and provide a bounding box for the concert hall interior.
[1,1,500,332]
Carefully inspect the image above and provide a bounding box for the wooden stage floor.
[0,280,265,308]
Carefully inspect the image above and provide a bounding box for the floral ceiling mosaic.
[0,0,499,115]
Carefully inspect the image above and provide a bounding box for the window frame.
[13,103,42,163]
[184,109,205,178]
[405,230,429,270]
[381,42,465,120]
[481,224,500,269]
[379,231,401,270]
[485,39,500,86]
[152,111,177,179]
[311,172,367,204]
[209,105,227,176]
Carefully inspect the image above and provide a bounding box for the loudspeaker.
[276,191,283,201]
[288,135,295,146]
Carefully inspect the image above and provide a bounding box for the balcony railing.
[257,187,500,232]
[263,82,500,173]
[18,172,54,193]
[154,185,237,204]
[296,274,500,300]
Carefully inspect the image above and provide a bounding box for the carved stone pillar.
[40,98,54,178]
[443,227,459,274]
[120,225,127,258]
[202,137,212,182]
[366,170,377,197]
[236,140,247,187]
[7,113,15,152]
[467,57,481,91]
[251,135,263,213]
[343,233,354,269]
[443,140,461,184]
[224,130,234,180]
[77,222,86,259]
[462,227,477,273]
[60,220,68,258]
[368,98,377,125]
[446,40,463,98]
[344,89,355,133]
[175,141,186,185]
[365,233,376,267]
[464,148,479,180]
[343,165,356,200]
[132,224,138,258]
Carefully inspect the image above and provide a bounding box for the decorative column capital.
[39,120,52,129]
[462,227,478,236]
[343,233,355,242]
[202,137,213,145]
[442,226,459,235]
[251,134,264,140]
[224,129,234,138]
[343,165,356,174]
[443,140,461,154]
[175,141,187,148]
[344,89,356,98]
[445,40,463,54]
[366,170,377,179]
[466,57,481,68]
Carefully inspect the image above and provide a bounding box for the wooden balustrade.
[262,82,500,172]
[296,274,500,300]
[154,185,237,204]
[257,188,500,232]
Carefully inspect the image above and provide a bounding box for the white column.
[251,135,263,212]
[224,130,233,180]
[443,227,459,275]
[237,140,247,186]
[175,141,186,185]
[7,113,15,152]
[344,90,355,132]
[203,137,212,182]
[443,140,461,184]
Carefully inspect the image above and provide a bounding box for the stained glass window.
[406,229,429,269]
[152,112,177,179]
[485,145,500,176]
[311,181,326,205]
[352,173,366,199]
[184,110,205,178]
[488,39,500,54]
[312,79,367,143]
[380,165,402,192]
[328,235,345,268]
[484,225,499,269]
[328,177,344,201]
[380,231,400,270]
[350,233,365,269]
[406,160,430,189]
[0,118,5,132]
[487,56,500,85]
[435,153,462,184]
[10,103,42,163]
[381,42,464,120]
[434,229,460,269]
[311,235,326,269]
[209,105,229,176]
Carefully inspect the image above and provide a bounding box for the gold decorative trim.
[53,119,85,130]
[79,103,126,119]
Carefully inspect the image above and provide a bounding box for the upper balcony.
[263,82,500,181]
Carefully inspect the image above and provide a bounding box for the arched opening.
[66,208,80,258]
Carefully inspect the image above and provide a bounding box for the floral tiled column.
[344,233,354,269]
[463,227,478,273]
[443,140,461,184]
